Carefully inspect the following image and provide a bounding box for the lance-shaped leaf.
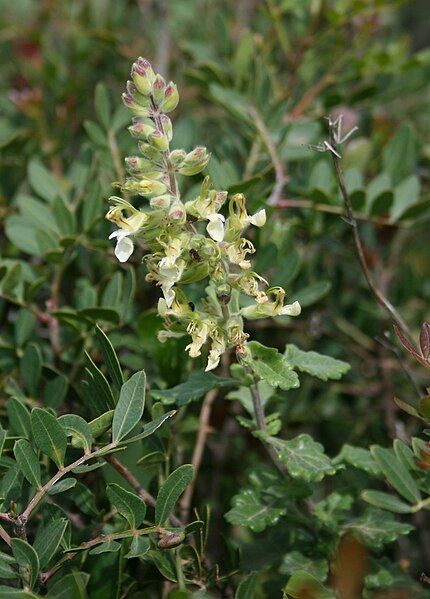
[11,538,40,591]
[361,490,414,513]
[125,536,150,559]
[155,464,194,524]
[112,370,146,443]
[47,478,77,495]
[106,483,146,529]
[31,408,67,468]
[121,411,176,445]
[33,518,68,568]
[85,351,115,410]
[89,410,114,438]
[370,445,421,504]
[7,398,31,439]
[344,508,413,550]
[225,488,286,533]
[48,572,90,598]
[284,344,350,381]
[272,434,338,482]
[13,439,41,488]
[247,342,299,390]
[58,414,92,453]
[89,541,121,555]
[95,325,124,390]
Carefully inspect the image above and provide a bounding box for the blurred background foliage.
[1,0,430,596]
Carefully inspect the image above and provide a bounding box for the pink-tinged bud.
[169,149,186,168]
[160,82,179,113]
[169,201,186,223]
[138,142,164,163]
[160,115,172,141]
[152,74,166,105]
[131,57,155,95]
[148,130,169,151]
[122,93,150,117]
[128,118,155,139]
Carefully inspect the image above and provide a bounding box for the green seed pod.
[160,82,179,113]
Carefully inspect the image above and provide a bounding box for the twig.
[328,126,413,341]
[249,381,286,476]
[106,454,182,527]
[179,389,218,521]
[290,72,336,120]
[249,105,288,206]
[276,197,405,228]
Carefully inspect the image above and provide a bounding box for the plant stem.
[329,128,413,342]
[249,380,286,476]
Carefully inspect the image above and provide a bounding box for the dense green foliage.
[1,1,430,597]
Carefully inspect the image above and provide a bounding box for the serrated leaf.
[95,326,124,391]
[361,490,413,513]
[31,408,67,468]
[247,342,299,390]
[112,370,146,443]
[273,434,337,482]
[155,464,194,525]
[13,439,41,488]
[151,370,233,406]
[370,446,421,503]
[284,344,350,381]
[33,518,68,568]
[58,414,92,453]
[344,508,413,549]
[225,488,286,533]
[11,538,39,590]
[106,483,146,529]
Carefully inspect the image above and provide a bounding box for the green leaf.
[7,397,31,439]
[79,307,120,324]
[283,570,332,599]
[125,536,150,558]
[47,478,77,495]
[88,410,114,438]
[85,351,116,411]
[293,281,331,308]
[106,483,146,529]
[31,408,67,468]
[391,174,420,221]
[95,325,124,391]
[361,490,413,513]
[0,466,23,511]
[155,464,194,524]
[11,538,40,590]
[335,444,382,476]
[382,123,418,184]
[47,572,90,598]
[370,445,421,504]
[273,434,338,482]
[280,551,328,581]
[0,424,5,458]
[0,556,18,579]
[284,344,350,381]
[33,518,68,568]
[344,508,413,549]
[0,588,39,598]
[112,370,146,443]
[13,439,41,488]
[58,414,92,453]
[151,370,234,406]
[15,311,37,347]
[225,488,286,533]
[89,540,121,555]
[121,411,176,444]
[84,120,108,147]
[235,572,258,599]
[28,158,65,203]
[247,342,299,390]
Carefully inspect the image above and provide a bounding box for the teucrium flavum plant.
[107,57,301,372]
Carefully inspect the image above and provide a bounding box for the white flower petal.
[279,300,301,317]
[162,285,176,308]
[206,214,225,242]
[249,209,266,227]
[115,236,134,262]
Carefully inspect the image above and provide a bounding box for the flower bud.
[125,156,163,179]
[121,93,150,117]
[179,146,210,176]
[169,201,187,223]
[150,194,171,209]
[138,142,164,163]
[160,115,172,141]
[148,130,169,152]
[126,81,151,107]
[169,149,186,168]
[128,118,156,139]
[160,82,179,113]
[152,74,166,105]
[131,57,155,96]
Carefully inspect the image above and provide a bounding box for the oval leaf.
[112,370,146,443]
[31,408,67,468]
[155,464,194,525]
